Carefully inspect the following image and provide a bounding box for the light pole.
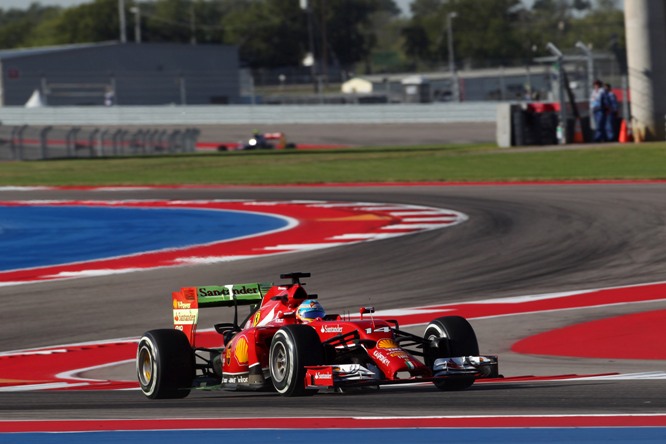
[575,41,593,100]
[300,0,318,93]
[546,42,567,144]
[447,11,459,102]
[118,0,127,43]
[130,6,141,43]
[575,41,595,131]
[190,2,196,45]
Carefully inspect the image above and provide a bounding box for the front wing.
[304,355,499,389]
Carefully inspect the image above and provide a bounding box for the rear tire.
[424,316,479,391]
[136,329,194,399]
[269,325,323,397]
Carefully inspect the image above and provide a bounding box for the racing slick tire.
[424,316,479,391]
[136,329,195,399]
[269,325,324,397]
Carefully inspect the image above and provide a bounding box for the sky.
[1,0,415,15]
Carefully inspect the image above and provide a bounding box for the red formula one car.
[136,273,498,398]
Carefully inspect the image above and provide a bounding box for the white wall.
[0,103,498,126]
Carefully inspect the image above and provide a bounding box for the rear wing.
[172,282,271,346]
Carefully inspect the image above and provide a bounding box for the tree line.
[0,0,624,75]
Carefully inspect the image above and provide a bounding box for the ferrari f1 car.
[136,272,498,398]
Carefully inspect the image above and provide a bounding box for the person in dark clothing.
[590,79,609,142]
[604,83,619,141]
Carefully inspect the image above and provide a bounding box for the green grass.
[1,143,665,186]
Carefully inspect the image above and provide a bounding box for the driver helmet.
[296,299,326,322]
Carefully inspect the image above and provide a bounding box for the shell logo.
[234,337,249,365]
[377,338,398,349]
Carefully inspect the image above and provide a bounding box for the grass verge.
[0,143,665,186]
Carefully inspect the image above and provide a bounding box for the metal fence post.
[40,126,52,159]
[168,130,181,152]
[112,129,121,155]
[100,129,110,157]
[179,75,187,105]
[183,128,199,152]
[65,128,78,157]
[10,126,18,160]
[88,129,99,157]
[12,125,27,160]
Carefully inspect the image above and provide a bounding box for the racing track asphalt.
[1,183,666,419]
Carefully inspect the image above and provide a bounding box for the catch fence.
[0,125,199,161]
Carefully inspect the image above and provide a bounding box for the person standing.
[604,83,619,141]
[104,86,115,106]
[590,79,608,142]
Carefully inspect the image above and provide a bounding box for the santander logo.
[320,325,343,334]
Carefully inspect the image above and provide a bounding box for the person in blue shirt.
[590,79,609,142]
[604,83,619,141]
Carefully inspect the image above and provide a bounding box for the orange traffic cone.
[572,118,584,143]
[618,118,633,143]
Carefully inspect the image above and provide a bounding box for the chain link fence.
[0,125,199,161]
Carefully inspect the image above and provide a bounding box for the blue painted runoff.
[0,206,288,271]
[3,428,666,444]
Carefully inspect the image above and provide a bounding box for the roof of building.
[354,66,552,85]
[0,42,118,60]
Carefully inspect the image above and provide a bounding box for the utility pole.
[320,0,328,88]
[447,12,459,102]
[118,0,127,43]
[300,0,318,93]
[130,6,141,43]
[575,41,594,131]
[575,41,593,102]
[546,42,567,144]
[190,2,197,45]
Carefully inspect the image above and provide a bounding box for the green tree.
[0,4,62,49]
[447,0,523,66]
[403,0,523,68]
[141,0,193,43]
[0,0,624,77]
[53,0,120,43]
[221,0,307,68]
[401,0,443,69]
[566,0,625,50]
[219,0,389,71]
[401,23,432,68]
[315,0,379,70]
[515,0,623,61]
[367,2,409,73]
[22,11,64,47]
[402,0,624,69]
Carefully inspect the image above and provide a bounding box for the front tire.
[136,329,195,399]
[269,325,323,397]
[424,316,479,391]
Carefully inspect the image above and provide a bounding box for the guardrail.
[0,103,498,126]
[0,125,199,161]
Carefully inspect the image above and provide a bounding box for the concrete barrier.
[0,103,498,126]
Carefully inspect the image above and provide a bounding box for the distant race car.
[136,272,498,398]
[217,131,296,151]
